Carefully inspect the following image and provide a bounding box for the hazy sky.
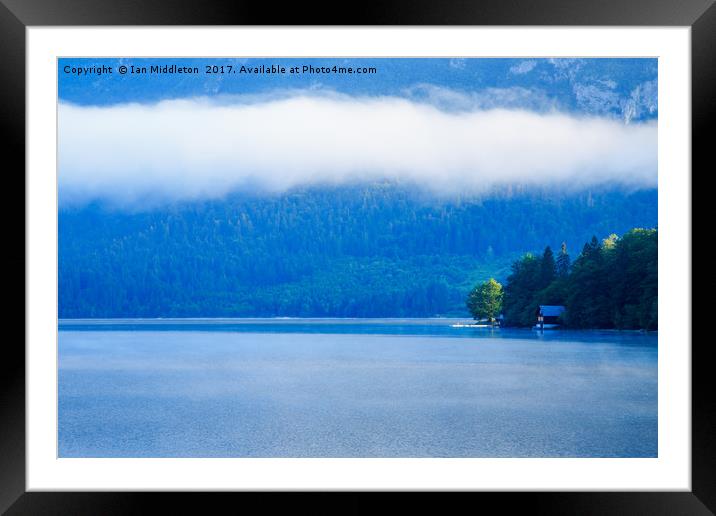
[58,58,657,206]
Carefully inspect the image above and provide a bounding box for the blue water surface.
[58,319,657,458]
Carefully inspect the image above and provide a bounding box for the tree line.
[467,228,657,330]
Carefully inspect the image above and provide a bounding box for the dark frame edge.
[5,0,714,514]
[0,0,26,514]
[692,1,716,513]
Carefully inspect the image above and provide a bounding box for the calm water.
[58,319,657,458]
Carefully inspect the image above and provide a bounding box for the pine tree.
[556,242,571,277]
[540,246,556,287]
[502,253,541,326]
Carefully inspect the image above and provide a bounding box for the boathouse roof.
[539,305,566,317]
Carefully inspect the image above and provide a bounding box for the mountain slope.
[58,183,657,318]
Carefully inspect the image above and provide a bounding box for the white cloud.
[58,91,657,205]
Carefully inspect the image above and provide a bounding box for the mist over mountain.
[58,58,658,318]
[58,182,657,318]
[58,96,656,206]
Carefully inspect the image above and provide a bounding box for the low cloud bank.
[58,92,657,205]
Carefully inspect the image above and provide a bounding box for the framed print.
[4,0,714,513]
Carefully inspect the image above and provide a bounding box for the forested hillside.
[58,183,657,318]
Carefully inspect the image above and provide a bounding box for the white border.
[27,27,691,491]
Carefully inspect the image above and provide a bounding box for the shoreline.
[57,317,657,333]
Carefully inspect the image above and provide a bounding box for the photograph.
[57,56,659,459]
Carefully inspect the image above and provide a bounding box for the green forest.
[58,183,657,319]
[498,228,657,330]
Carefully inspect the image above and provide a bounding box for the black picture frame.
[3,0,713,513]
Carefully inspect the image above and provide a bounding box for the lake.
[58,319,657,458]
